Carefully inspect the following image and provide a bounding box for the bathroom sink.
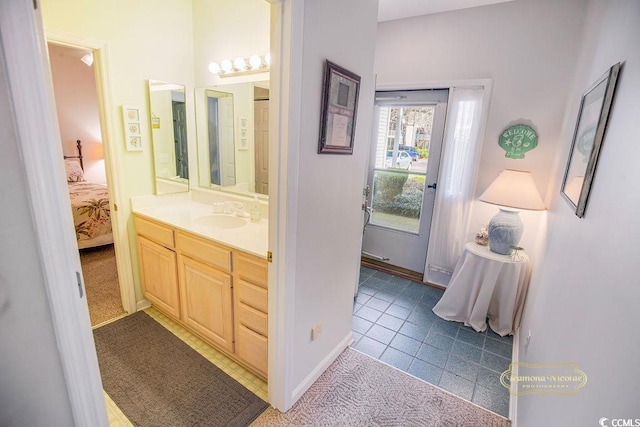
[194,215,247,229]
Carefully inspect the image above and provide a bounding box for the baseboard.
[291,331,353,403]
[361,258,446,291]
[136,299,151,312]
[509,329,520,425]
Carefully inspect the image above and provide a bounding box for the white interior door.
[218,96,236,186]
[361,89,448,273]
[254,99,269,195]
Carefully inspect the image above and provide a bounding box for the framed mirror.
[195,80,269,198]
[561,62,620,217]
[148,79,190,194]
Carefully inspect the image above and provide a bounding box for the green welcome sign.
[499,124,538,159]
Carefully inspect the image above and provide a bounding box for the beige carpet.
[252,347,510,426]
[80,244,125,326]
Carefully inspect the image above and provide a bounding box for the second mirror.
[195,81,269,197]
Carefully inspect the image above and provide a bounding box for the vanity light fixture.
[233,57,247,72]
[208,62,221,74]
[249,54,261,70]
[220,59,233,74]
[208,53,270,77]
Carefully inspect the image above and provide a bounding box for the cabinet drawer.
[237,324,268,377]
[237,302,268,336]
[236,253,267,289]
[135,216,174,248]
[176,231,231,272]
[237,279,268,313]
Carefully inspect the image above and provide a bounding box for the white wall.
[375,0,587,268]
[49,43,106,184]
[281,0,378,403]
[517,0,640,424]
[42,0,195,301]
[0,43,75,427]
[192,0,270,88]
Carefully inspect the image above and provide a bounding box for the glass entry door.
[362,89,448,273]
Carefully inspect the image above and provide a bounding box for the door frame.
[46,31,137,316]
[363,90,449,273]
[0,1,108,424]
[374,80,493,282]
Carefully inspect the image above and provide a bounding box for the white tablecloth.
[432,242,531,336]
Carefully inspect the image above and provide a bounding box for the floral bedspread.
[68,182,111,241]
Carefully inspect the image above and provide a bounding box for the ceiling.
[378,0,514,22]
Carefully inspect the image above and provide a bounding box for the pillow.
[64,159,85,182]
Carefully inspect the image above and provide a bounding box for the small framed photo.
[561,62,621,217]
[237,116,249,151]
[122,105,143,152]
[318,60,360,155]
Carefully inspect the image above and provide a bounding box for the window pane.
[371,170,426,233]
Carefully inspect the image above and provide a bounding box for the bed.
[64,140,113,249]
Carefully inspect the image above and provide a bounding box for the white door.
[218,96,236,186]
[362,89,448,273]
[254,99,269,195]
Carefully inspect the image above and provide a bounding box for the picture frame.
[561,62,621,218]
[238,117,249,150]
[318,60,361,154]
[122,105,143,152]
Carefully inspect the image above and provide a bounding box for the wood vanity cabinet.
[176,231,234,353]
[135,217,180,319]
[234,252,269,377]
[134,214,268,378]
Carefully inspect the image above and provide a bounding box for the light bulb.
[233,57,246,71]
[249,55,261,70]
[220,59,233,73]
[264,52,271,66]
[208,62,221,74]
[81,53,94,67]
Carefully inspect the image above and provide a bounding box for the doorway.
[172,96,189,180]
[254,86,270,195]
[362,89,448,274]
[47,41,126,326]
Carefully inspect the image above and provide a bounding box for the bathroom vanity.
[132,196,268,378]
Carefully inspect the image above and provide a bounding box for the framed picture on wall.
[122,105,143,152]
[561,62,621,218]
[318,60,361,155]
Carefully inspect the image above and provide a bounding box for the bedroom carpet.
[252,347,510,427]
[80,244,125,326]
[93,311,269,427]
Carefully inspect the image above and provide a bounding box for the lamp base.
[488,208,523,255]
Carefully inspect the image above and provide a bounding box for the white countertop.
[132,197,268,259]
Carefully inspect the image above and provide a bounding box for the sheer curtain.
[425,87,485,286]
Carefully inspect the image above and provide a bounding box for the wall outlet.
[311,322,322,341]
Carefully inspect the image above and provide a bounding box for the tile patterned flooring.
[352,267,512,418]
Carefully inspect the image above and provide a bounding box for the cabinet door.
[236,324,268,377]
[179,255,234,352]
[137,235,179,318]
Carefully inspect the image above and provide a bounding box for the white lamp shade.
[479,169,545,211]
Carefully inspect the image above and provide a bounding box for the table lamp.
[478,169,545,255]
